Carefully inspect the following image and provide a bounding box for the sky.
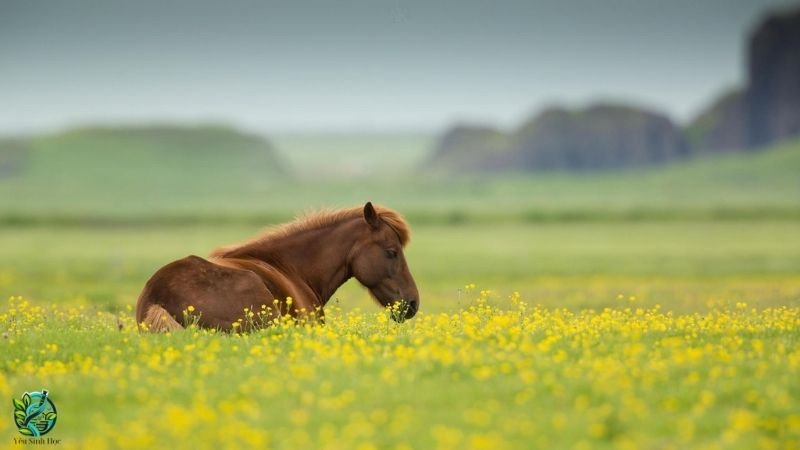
[1,0,797,134]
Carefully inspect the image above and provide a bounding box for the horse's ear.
[363,202,380,229]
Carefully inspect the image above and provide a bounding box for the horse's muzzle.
[404,298,419,319]
[390,298,418,322]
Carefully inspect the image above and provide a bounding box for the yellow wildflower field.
[1,289,798,450]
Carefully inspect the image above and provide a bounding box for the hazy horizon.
[2,0,798,136]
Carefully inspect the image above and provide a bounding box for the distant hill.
[685,88,747,153]
[430,103,688,172]
[427,124,510,172]
[512,105,688,170]
[0,124,285,216]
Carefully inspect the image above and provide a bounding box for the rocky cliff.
[430,104,689,171]
[745,7,800,147]
[510,105,689,170]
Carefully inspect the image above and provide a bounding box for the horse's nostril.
[405,299,419,317]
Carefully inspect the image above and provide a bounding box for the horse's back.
[136,255,273,331]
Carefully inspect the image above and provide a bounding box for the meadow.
[1,133,799,448]
[2,218,799,449]
[1,283,799,449]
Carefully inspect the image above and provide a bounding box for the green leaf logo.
[13,390,57,437]
[14,410,26,428]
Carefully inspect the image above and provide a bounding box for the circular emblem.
[13,390,57,436]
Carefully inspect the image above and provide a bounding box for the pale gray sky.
[1,0,797,134]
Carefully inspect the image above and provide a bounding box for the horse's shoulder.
[164,254,209,268]
[149,255,205,277]
[180,254,209,265]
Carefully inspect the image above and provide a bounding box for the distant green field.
[0,129,798,222]
[2,221,798,313]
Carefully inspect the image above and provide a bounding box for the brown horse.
[135,202,419,332]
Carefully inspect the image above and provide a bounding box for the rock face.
[686,89,748,153]
[745,7,800,147]
[430,104,689,171]
[511,105,689,170]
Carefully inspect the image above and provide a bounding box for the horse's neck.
[238,221,359,305]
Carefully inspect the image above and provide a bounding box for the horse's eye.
[386,249,398,259]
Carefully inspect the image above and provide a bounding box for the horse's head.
[350,202,419,322]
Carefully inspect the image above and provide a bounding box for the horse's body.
[136,203,419,332]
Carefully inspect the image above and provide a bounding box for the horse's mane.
[210,205,411,258]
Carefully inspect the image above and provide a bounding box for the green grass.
[1,130,799,222]
[2,221,798,313]
[2,127,800,448]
